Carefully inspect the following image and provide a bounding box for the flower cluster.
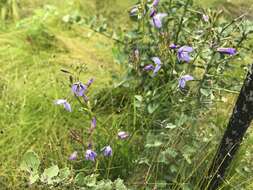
[142,0,237,89]
[54,78,129,162]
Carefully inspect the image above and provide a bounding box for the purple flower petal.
[151,57,162,75]
[86,78,94,87]
[69,151,78,160]
[179,46,194,53]
[101,145,112,157]
[150,8,157,17]
[151,13,167,29]
[72,82,87,97]
[118,131,129,140]
[63,102,72,112]
[144,64,155,71]
[91,117,96,129]
[202,14,209,22]
[217,48,236,55]
[85,149,97,161]
[179,75,194,88]
[54,99,72,112]
[153,64,161,76]
[169,43,178,49]
[151,57,162,66]
[177,46,194,63]
[152,0,160,7]
[129,6,138,17]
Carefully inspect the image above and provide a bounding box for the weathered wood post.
[202,64,253,190]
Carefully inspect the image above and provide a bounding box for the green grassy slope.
[0,0,134,187]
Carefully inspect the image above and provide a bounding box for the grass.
[0,1,129,187]
[0,0,253,189]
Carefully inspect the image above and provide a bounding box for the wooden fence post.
[202,64,253,190]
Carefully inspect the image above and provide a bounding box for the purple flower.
[72,82,87,97]
[202,14,209,22]
[144,64,155,71]
[152,57,162,75]
[217,48,236,55]
[69,151,78,160]
[54,99,72,112]
[177,46,194,63]
[118,131,129,139]
[179,75,194,88]
[85,149,97,161]
[169,43,178,49]
[129,6,138,17]
[150,8,157,17]
[86,78,94,87]
[101,145,112,157]
[91,117,96,129]
[152,0,160,7]
[151,13,167,29]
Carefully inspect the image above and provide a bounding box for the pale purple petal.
[54,99,67,105]
[179,75,194,88]
[91,117,96,129]
[69,151,78,160]
[217,48,236,55]
[152,0,160,6]
[54,99,72,112]
[144,64,155,71]
[86,78,94,87]
[72,82,87,97]
[179,79,186,88]
[178,52,191,62]
[63,102,72,112]
[151,57,161,66]
[183,75,194,81]
[177,46,194,63]
[118,131,129,139]
[150,8,156,17]
[85,149,97,161]
[202,14,209,22]
[153,64,161,76]
[169,43,178,49]
[130,6,138,17]
[101,146,112,157]
[179,46,194,53]
[151,13,167,28]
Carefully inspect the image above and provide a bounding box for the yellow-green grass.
[0,2,128,188]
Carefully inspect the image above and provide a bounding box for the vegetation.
[0,0,253,189]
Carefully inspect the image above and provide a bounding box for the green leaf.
[95,180,113,190]
[165,123,177,129]
[145,141,163,148]
[200,88,210,97]
[75,173,98,187]
[183,153,192,164]
[147,103,159,114]
[58,167,70,180]
[74,172,86,187]
[29,173,40,185]
[134,95,143,102]
[164,147,178,158]
[20,151,40,174]
[54,167,70,183]
[114,178,127,190]
[41,165,59,184]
